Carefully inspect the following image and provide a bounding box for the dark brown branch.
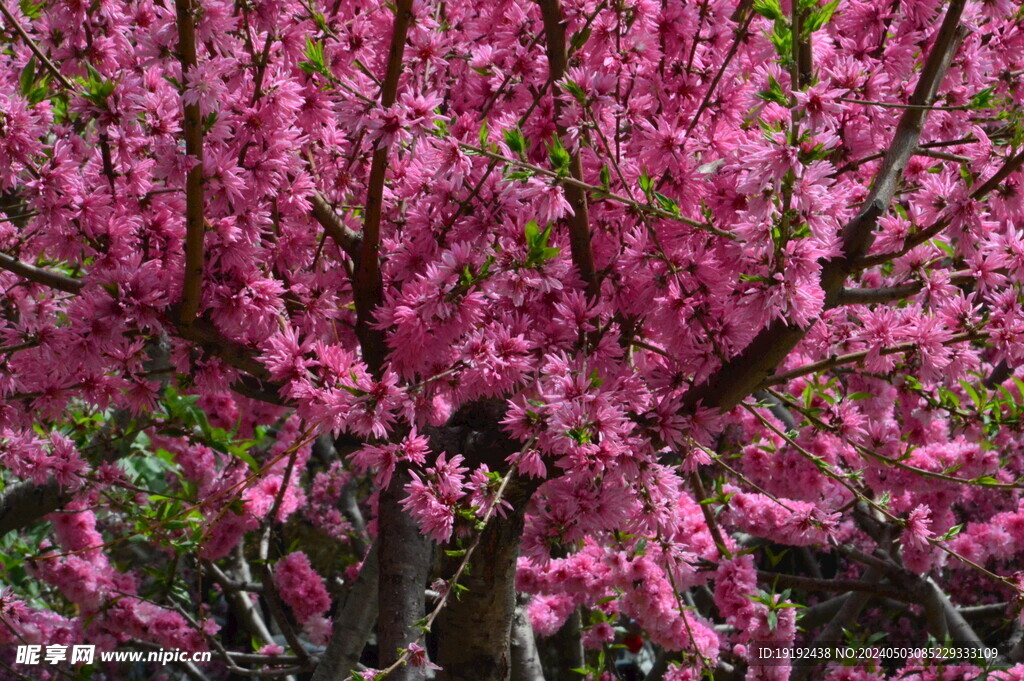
[170,313,271,380]
[859,148,1024,268]
[435,478,537,681]
[355,0,413,375]
[537,0,598,299]
[838,281,926,305]
[0,251,83,293]
[311,193,362,258]
[984,360,1013,389]
[760,330,979,387]
[678,0,966,413]
[175,0,206,327]
[426,399,540,681]
[204,559,277,647]
[756,571,908,601]
[837,270,973,305]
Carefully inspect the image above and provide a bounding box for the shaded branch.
[0,251,83,293]
[678,0,967,413]
[204,558,277,648]
[310,544,379,681]
[311,193,362,259]
[756,571,908,601]
[175,0,206,326]
[170,312,272,380]
[0,480,70,538]
[355,0,413,375]
[537,0,598,298]
[760,330,979,387]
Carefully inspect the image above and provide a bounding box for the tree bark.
[510,603,545,681]
[435,477,536,681]
[0,480,69,538]
[311,544,379,681]
[378,468,432,681]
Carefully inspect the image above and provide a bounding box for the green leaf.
[560,79,587,103]
[19,0,45,19]
[653,192,680,215]
[478,118,489,146]
[752,0,784,21]
[806,0,840,32]
[232,448,260,472]
[638,168,653,197]
[548,135,571,173]
[939,523,964,541]
[969,86,997,109]
[300,37,331,77]
[769,21,792,60]
[757,74,789,107]
[960,381,984,410]
[20,57,36,97]
[504,127,527,157]
[524,220,540,247]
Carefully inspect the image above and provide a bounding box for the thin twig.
[0,3,75,90]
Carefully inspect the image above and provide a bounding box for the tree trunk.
[510,602,546,681]
[435,478,535,681]
[378,468,433,681]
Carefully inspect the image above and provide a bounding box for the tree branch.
[537,0,598,299]
[310,544,379,681]
[204,558,277,649]
[170,313,272,380]
[837,269,973,305]
[377,467,432,681]
[678,0,967,412]
[0,480,70,538]
[0,251,83,293]
[510,602,546,681]
[0,2,74,91]
[858,148,1024,269]
[355,0,413,375]
[175,0,206,327]
[755,571,908,601]
[760,330,979,387]
[311,193,362,259]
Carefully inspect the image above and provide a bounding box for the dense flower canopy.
[1,0,1024,679]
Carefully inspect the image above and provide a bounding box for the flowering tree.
[1,0,1024,680]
